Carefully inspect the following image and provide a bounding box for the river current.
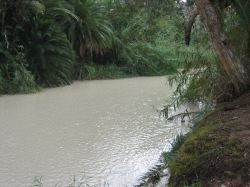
[0,77,189,187]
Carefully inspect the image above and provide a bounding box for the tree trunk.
[248,31,250,57]
[185,8,198,45]
[196,0,248,92]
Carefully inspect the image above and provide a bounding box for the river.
[0,77,189,187]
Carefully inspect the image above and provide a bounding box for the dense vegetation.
[0,0,184,94]
[2,0,248,98]
[164,0,250,112]
[1,0,250,185]
[161,1,250,186]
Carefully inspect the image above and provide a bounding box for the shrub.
[0,47,38,94]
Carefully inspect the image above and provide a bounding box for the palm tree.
[73,0,113,59]
[46,0,113,61]
[20,17,76,87]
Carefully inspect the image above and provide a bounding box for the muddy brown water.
[0,77,189,187]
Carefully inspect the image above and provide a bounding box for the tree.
[185,0,249,92]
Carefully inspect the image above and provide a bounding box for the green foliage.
[117,42,177,76]
[105,1,183,76]
[61,0,113,59]
[172,48,223,100]
[0,0,76,91]
[163,134,188,163]
[0,0,184,94]
[0,0,249,96]
[0,0,116,93]
[233,0,250,32]
[224,12,248,55]
[163,1,250,114]
[162,46,226,118]
[3,63,38,94]
[21,17,76,87]
[0,46,38,94]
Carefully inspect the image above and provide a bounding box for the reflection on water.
[0,77,189,187]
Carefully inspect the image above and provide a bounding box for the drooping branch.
[185,8,199,46]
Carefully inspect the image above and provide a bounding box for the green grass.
[165,120,244,187]
[163,134,188,163]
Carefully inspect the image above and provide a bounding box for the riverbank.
[165,92,250,186]
[0,63,176,95]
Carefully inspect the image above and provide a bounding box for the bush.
[0,47,38,94]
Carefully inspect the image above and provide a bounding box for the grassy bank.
[164,93,250,187]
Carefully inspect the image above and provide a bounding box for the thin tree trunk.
[185,8,199,45]
[248,31,250,57]
[196,0,248,92]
